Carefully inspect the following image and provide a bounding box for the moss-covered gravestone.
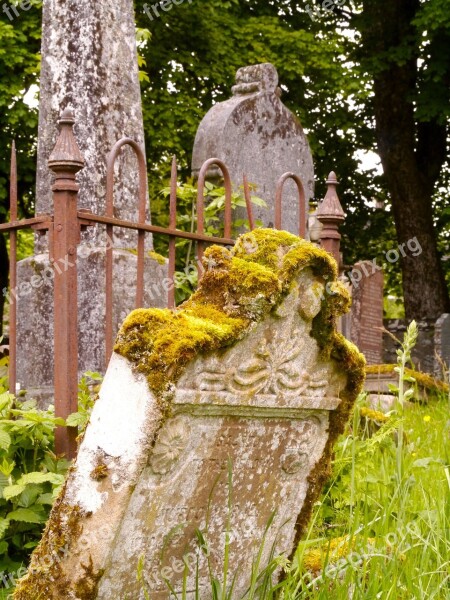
[14,230,365,600]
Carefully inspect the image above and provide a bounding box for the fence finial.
[316,171,345,266]
[48,108,85,173]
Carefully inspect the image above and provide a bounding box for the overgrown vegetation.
[135,322,450,598]
[152,180,265,303]
[2,321,449,599]
[0,355,69,579]
[0,364,100,589]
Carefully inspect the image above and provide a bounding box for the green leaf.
[3,484,26,501]
[7,507,46,524]
[0,428,11,451]
[18,472,65,486]
[36,493,54,505]
[66,413,85,428]
[18,484,42,508]
[0,518,10,539]
[412,457,444,469]
[0,541,8,555]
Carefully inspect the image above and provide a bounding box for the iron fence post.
[316,172,345,267]
[48,109,85,458]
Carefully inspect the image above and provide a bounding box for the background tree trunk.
[361,0,450,320]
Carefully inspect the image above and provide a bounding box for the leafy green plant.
[0,385,69,576]
[153,180,266,304]
[66,371,102,434]
[0,364,99,586]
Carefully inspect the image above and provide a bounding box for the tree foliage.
[0,0,449,319]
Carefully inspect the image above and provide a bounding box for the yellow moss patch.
[303,536,375,574]
[115,229,362,401]
[366,364,448,396]
[360,407,389,423]
[148,250,166,265]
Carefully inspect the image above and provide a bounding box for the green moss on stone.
[366,363,448,396]
[115,229,365,434]
[13,482,84,600]
[148,250,166,265]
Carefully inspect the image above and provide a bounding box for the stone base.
[16,247,167,405]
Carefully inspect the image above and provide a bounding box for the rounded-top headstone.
[192,63,314,236]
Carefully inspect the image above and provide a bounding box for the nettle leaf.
[0,473,9,490]
[18,484,42,508]
[65,413,85,428]
[0,517,10,539]
[3,484,26,501]
[0,540,8,555]
[17,472,65,487]
[36,493,54,505]
[7,507,46,524]
[0,427,11,451]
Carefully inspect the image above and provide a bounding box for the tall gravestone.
[434,313,450,377]
[192,63,314,235]
[16,0,166,399]
[349,261,384,365]
[14,230,365,600]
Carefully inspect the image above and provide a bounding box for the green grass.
[143,392,449,600]
[5,324,450,599]
[282,392,450,599]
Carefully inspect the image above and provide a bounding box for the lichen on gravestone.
[14,229,365,600]
[192,63,315,234]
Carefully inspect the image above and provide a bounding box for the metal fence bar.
[78,213,235,245]
[242,174,255,232]
[105,139,150,364]
[316,172,345,266]
[196,158,233,265]
[136,145,147,309]
[0,216,53,232]
[8,142,17,396]
[168,156,178,309]
[48,109,85,458]
[274,172,307,238]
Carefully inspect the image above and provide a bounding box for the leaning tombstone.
[14,229,365,600]
[192,63,314,234]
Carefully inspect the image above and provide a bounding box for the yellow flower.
[423,415,431,423]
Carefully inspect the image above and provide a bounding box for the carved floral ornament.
[189,270,344,399]
[150,417,191,475]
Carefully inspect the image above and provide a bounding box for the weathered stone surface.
[16,251,167,401]
[434,313,450,377]
[349,262,384,365]
[17,0,166,397]
[192,64,314,235]
[14,230,365,599]
[36,0,146,248]
[383,319,437,374]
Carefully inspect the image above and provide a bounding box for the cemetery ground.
[0,324,448,598]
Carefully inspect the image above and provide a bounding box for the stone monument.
[349,261,384,365]
[14,229,365,599]
[434,313,450,377]
[16,0,166,399]
[192,63,314,235]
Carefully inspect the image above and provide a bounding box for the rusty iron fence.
[0,109,344,458]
